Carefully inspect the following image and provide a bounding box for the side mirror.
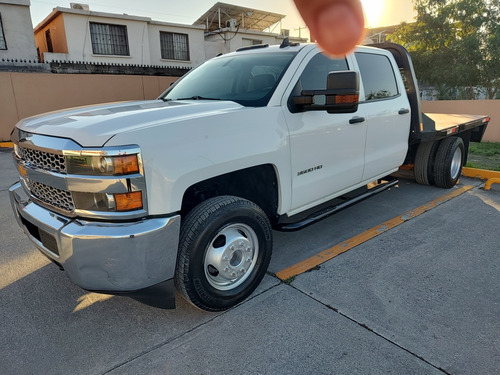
[292,71,360,113]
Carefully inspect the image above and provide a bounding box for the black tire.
[433,137,465,189]
[175,196,273,311]
[414,141,438,186]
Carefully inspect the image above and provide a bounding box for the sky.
[29,0,417,38]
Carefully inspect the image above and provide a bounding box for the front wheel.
[175,196,272,311]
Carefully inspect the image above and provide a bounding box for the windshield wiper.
[175,96,221,101]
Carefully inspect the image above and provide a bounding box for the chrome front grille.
[12,132,147,219]
[26,180,75,212]
[18,146,67,174]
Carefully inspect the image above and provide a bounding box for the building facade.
[0,0,38,61]
[34,5,206,68]
[194,2,307,59]
[363,25,398,45]
[204,29,303,59]
[33,3,308,67]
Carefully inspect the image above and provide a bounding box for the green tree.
[390,0,500,99]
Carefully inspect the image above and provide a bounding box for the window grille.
[160,32,190,61]
[0,13,6,50]
[90,22,129,56]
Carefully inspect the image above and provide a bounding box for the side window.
[289,52,349,112]
[355,52,399,101]
[299,53,349,90]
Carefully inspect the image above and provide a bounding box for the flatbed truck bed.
[427,113,489,134]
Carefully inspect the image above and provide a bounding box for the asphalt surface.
[1,147,499,375]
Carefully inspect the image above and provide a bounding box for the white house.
[33,2,308,68]
[0,0,38,61]
[34,4,206,68]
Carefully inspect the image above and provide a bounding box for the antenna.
[280,37,290,48]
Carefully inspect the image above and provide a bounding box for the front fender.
[106,106,292,216]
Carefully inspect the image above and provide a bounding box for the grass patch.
[469,142,500,156]
[467,142,500,171]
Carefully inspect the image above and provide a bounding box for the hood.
[16,100,244,147]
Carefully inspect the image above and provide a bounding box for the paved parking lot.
[1,147,499,374]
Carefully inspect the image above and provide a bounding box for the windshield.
[160,52,297,107]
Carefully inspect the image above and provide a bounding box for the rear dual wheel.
[414,137,464,189]
[414,141,438,186]
[433,137,464,189]
[175,196,272,311]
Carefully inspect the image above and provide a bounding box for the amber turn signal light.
[114,191,143,211]
[335,94,359,104]
[113,155,140,175]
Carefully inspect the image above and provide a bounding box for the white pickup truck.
[9,41,490,311]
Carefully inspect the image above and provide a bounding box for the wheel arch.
[180,164,280,225]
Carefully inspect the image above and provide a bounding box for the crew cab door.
[282,50,367,213]
[354,51,411,180]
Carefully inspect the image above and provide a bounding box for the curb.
[462,167,500,191]
[484,178,500,191]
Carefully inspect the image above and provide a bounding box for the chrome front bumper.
[9,181,181,298]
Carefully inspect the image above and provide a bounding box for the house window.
[45,29,53,53]
[0,13,7,50]
[242,38,263,47]
[89,22,129,56]
[160,32,189,61]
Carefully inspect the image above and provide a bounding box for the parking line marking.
[275,185,474,281]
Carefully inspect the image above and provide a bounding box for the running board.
[277,176,399,231]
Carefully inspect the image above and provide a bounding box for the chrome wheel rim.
[204,223,259,291]
[450,146,463,180]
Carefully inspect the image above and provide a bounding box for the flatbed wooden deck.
[426,113,487,132]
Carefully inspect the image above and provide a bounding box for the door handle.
[349,116,365,124]
[398,108,410,115]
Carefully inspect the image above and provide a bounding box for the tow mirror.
[292,71,359,113]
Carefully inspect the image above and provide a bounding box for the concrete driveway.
[1,147,499,374]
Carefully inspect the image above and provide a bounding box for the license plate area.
[19,213,60,256]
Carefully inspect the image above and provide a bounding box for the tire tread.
[414,141,436,186]
[434,137,464,189]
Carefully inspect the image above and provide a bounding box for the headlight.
[72,191,143,212]
[67,154,140,176]
[73,192,116,211]
[65,148,144,214]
